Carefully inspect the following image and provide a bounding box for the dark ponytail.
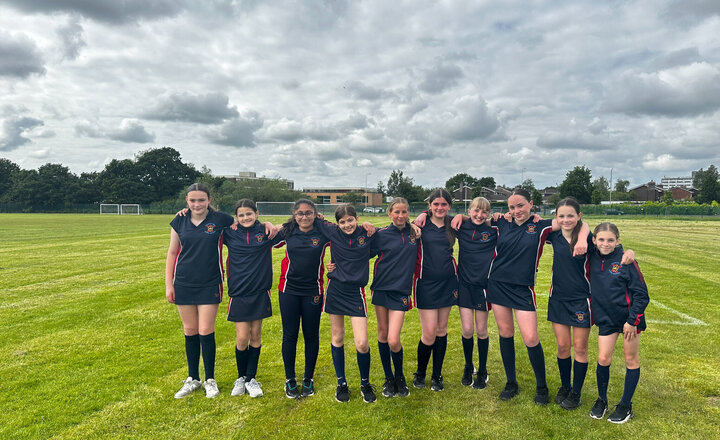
[555,197,582,253]
[282,198,317,234]
[427,189,456,249]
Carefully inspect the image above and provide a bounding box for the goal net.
[120,204,144,215]
[100,204,120,214]
[256,202,342,217]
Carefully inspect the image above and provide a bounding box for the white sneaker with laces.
[203,378,220,398]
[246,378,264,398]
[174,377,201,399]
[231,377,246,396]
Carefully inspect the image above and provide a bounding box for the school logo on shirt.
[452,289,458,299]
[575,311,586,322]
[480,232,491,242]
[357,236,366,246]
[609,262,622,275]
[311,237,320,247]
[409,236,417,244]
[255,233,264,243]
[526,225,537,234]
[205,224,217,234]
[401,297,409,306]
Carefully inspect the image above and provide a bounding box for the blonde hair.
[469,196,491,212]
[388,197,409,213]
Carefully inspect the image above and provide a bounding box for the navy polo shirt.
[457,220,498,287]
[369,224,418,293]
[273,219,331,296]
[316,220,374,286]
[545,230,591,301]
[417,218,457,280]
[170,210,234,287]
[488,217,553,286]
[223,220,274,297]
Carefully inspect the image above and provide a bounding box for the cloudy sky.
[1,0,719,191]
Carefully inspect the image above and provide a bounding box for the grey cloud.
[1,104,30,117]
[56,17,86,60]
[1,116,44,151]
[337,113,371,132]
[3,0,186,24]
[536,132,615,151]
[663,0,720,25]
[603,62,720,117]
[263,119,339,142]
[442,95,504,141]
[75,119,154,143]
[281,80,301,90]
[0,32,45,78]
[651,47,701,70]
[587,117,606,135]
[143,92,240,124]
[418,63,463,94]
[344,81,392,101]
[204,112,263,147]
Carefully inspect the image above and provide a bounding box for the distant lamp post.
[609,168,613,205]
[365,172,372,206]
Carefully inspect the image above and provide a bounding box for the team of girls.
[166,185,649,423]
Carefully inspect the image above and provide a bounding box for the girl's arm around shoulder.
[572,222,590,256]
[625,261,650,327]
[164,228,181,304]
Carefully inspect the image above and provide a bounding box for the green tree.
[342,190,365,206]
[98,159,146,203]
[477,176,495,189]
[661,190,674,205]
[0,158,20,202]
[614,179,630,193]
[520,179,536,192]
[559,166,593,204]
[693,165,720,204]
[547,192,561,207]
[135,147,200,202]
[387,170,424,201]
[531,188,543,207]
[445,173,479,192]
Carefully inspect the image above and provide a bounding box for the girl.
[546,198,635,410]
[412,189,458,392]
[588,223,649,424]
[455,197,496,389]
[317,205,377,403]
[166,183,234,398]
[273,199,331,399]
[223,199,276,398]
[452,188,588,404]
[369,198,421,398]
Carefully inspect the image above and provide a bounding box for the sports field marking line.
[535,294,707,326]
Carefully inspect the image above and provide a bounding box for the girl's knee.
[388,339,402,352]
[597,353,613,366]
[556,343,571,358]
[355,339,369,353]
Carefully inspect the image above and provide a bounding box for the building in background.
[302,187,383,205]
[218,171,294,190]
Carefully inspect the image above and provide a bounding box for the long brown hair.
[427,188,456,249]
[388,197,417,239]
[282,199,316,234]
[186,183,215,212]
[556,197,582,253]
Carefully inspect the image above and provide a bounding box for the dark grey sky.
[1,0,719,190]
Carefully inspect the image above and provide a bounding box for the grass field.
[1,214,719,439]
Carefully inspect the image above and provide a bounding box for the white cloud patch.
[603,62,720,117]
[0,31,45,78]
[642,153,697,171]
[75,119,154,143]
[143,92,240,124]
[204,111,263,147]
[537,131,615,151]
[439,95,505,141]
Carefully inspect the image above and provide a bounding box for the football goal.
[120,204,144,215]
[100,204,120,214]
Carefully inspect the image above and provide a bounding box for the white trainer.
[174,377,201,399]
[245,378,264,398]
[231,377,246,396]
[203,378,220,398]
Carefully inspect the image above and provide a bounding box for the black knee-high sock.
[477,337,489,375]
[572,360,588,394]
[378,341,394,380]
[557,356,572,389]
[621,367,640,404]
[246,345,261,380]
[526,342,547,388]
[498,336,516,384]
[199,333,216,380]
[462,336,474,368]
[185,334,200,381]
[432,335,448,379]
[391,348,404,378]
[331,344,346,384]
[357,349,371,385]
[597,363,610,401]
[416,340,433,376]
[235,346,249,378]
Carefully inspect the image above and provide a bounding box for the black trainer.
[534,386,550,405]
[499,382,519,400]
[430,376,444,392]
[554,386,570,404]
[607,401,633,424]
[412,372,426,389]
[472,371,489,389]
[461,365,474,386]
[589,397,608,419]
[301,378,315,397]
[395,375,410,397]
[382,377,396,398]
[560,390,582,410]
[285,379,300,399]
[335,382,350,403]
[360,383,377,403]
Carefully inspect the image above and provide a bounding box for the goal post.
[100,204,120,214]
[120,204,144,215]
